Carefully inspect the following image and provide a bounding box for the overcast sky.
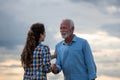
[0,0,120,49]
[0,0,120,79]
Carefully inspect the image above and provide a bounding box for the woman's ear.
[39,33,45,42]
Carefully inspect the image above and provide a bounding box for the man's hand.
[51,64,59,74]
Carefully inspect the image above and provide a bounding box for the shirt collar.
[62,34,77,45]
[72,34,77,42]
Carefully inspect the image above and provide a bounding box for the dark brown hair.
[21,23,45,68]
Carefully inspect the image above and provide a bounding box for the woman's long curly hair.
[21,23,45,68]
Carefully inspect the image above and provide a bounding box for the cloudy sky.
[0,0,120,80]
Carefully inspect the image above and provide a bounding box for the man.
[52,19,97,80]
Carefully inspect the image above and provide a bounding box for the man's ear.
[71,27,74,31]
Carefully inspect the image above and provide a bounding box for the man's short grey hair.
[63,19,74,28]
[69,19,74,28]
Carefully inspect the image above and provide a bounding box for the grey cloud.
[0,11,27,49]
[69,0,120,6]
[100,23,120,38]
[69,0,98,4]
[69,0,120,16]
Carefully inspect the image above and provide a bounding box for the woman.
[21,23,51,80]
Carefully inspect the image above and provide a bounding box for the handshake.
[51,64,59,74]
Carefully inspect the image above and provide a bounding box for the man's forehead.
[60,23,70,28]
[61,21,70,26]
[62,20,70,24]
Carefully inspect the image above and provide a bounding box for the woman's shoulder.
[43,45,49,48]
[37,44,50,50]
[40,45,50,54]
[34,44,50,54]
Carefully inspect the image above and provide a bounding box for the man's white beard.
[61,31,71,39]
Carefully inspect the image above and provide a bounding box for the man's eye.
[60,27,67,29]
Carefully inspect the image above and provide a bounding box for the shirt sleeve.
[42,46,51,73]
[83,40,97,80]
[55,45,62,73]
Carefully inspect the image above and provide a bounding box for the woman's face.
[39,32,46,42]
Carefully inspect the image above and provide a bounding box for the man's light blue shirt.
[55,35,97,80]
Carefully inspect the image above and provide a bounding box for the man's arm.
[51,51,57,59]
[52,47,62,74]
[83,40,97,80]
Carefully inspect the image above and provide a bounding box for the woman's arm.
[42,46,51,73]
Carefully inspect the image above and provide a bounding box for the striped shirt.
[23,44,51,80]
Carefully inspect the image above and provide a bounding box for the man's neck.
[65,34,74,44]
